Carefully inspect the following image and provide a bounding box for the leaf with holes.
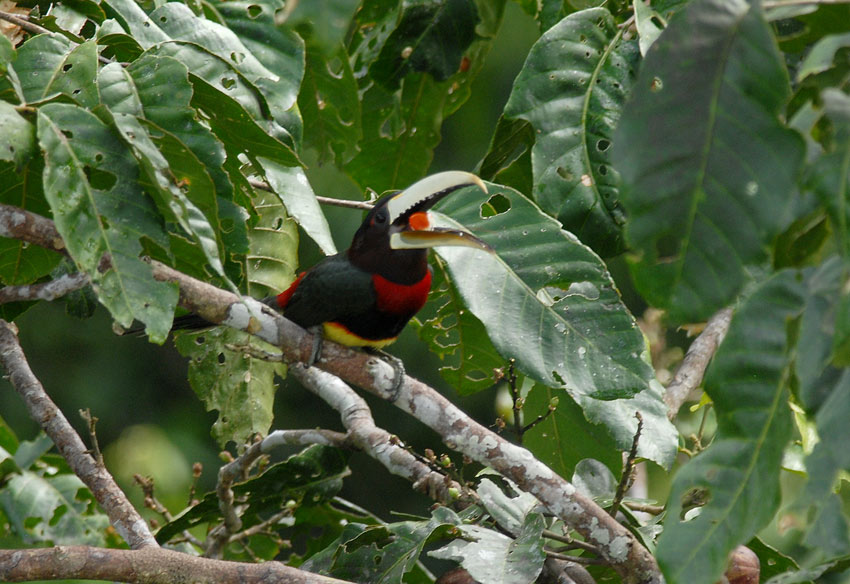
[299,42,362,165]
[504,8,638,257]
[175,324,284,446]
[258,160,336,256]
[433,183,676,467]
[414,255,505,394]
[612,0,805,323]
[657,269,805,584]
[245,184,299,298]
[37,103,177,341]
[15,36,99,107]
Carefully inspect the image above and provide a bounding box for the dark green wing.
[282,254,377,328]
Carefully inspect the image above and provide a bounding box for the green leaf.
[258,159,336,255]
[504,8,638,257]
[657,269,806,584]
[175,326,283,447]
[807,90,850,258]
[305,506,460,582]
[0,471,109,546]
[289,0,360,54]
[633,0,665,55]
[796,31,850,82]
[208,0,305,137]
[16,36,99,107]
[477,116,534,191]
[414,256,504,394]
[612,0,804,323]
[156,445,349,544]
[0,158,62,286]
[104,110,230,283]
[0,101,35,168]
[370,0,479,91]
[571,458,617,501]
[476,478,541,535]
[430,512,546,584]
[245,186,299,298]
[523,384,622,477]
[37,103,177,340]
[299,42,362,165]
[434,183,676,466]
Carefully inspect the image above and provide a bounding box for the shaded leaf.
[370,0,479,91]
[0,101,35,167]
[505,8,638,257]
[245,186,299,297]
[430,511,546,584]
[612,0,804,322]
[657,270,805,584]
[0,471,108,546]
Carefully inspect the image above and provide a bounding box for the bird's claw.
[366,348,405,401]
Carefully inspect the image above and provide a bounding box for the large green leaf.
[434,183,677,466]
[258,160,337,255]
[175,326,284,447]
[504,8,638,257]
[37,103,177,340]
[245,184,299,298]
[657,270,806,584]
[0,101,35,168]
[612,0,804,323]
[414,255,505,394]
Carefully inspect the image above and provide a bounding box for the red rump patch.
[276,272,306,308]
[372,271,432,315]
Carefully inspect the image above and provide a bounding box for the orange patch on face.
[408,212,430,231]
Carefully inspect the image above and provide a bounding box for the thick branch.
[0,321,157,550]
[664,307,733,419]
[0,546,350,584]
[0,204,67,256]
[290,364,467,504]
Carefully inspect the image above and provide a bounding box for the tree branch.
[0,321,157,550]
[0,204,68,256]
[0,272,90,304]
[0,545,351,584]
[663,307,733,419]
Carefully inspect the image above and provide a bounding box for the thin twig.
[610,412,643,517]
[79,408,103,466]
[247,178,374,210]
[0,320,157,549]
[0,10,49,36]
[664,307,733,419]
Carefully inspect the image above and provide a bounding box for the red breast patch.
[372,271,432,316]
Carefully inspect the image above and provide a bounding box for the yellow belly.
[322,322,397,349]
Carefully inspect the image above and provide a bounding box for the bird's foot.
[307,326,324,367]
[365,348,405,401]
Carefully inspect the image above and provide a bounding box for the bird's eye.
[374,210,387,224]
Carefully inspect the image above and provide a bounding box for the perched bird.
[173,171,491,385]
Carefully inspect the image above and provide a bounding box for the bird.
[172,171,491,389]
